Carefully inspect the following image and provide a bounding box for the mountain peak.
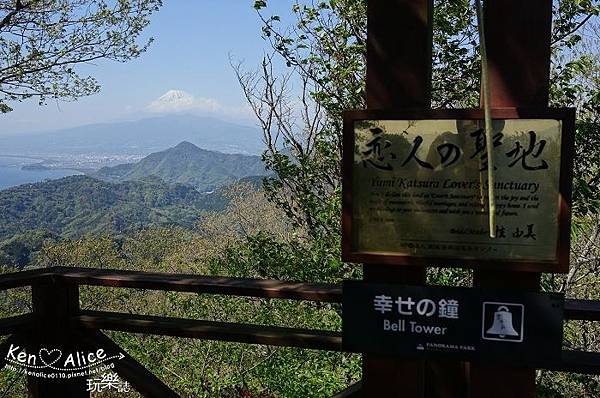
[147,90,196,113]
[174,141,198,149]
[157,90,194,103]
[93,143,267,192]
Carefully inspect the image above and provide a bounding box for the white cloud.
[146,89,253,121]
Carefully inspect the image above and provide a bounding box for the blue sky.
[2,1,296,135]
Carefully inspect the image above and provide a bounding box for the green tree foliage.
[94,141,268,192]
[549,1,600,216]
[25,197,359,397]
[0,0,162,113]
[0,229,57,268]
[0,175,227,240]
[238,1,600,396]
[244,0,599,237]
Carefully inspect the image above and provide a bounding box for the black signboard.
[343,281,564,364]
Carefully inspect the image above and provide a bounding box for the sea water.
[0,156,80,190]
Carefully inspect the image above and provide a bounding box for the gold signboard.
[342,109,575,272]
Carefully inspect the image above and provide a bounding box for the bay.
[0,156,81,190]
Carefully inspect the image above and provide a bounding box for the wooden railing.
[0,266,598,397]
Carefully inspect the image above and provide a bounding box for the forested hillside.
[0,175,226,241]
[0,142,268,269]
[93,141,267,191]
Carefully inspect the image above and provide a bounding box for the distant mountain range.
[0,114,265,156]
[92,141,268,192]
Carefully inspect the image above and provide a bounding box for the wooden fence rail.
[0,266,598,397]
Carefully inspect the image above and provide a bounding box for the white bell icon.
[486,306,519,338]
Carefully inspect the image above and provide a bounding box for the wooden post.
[27,281,90,398]
[84,330,180,398]
[470,1,553,397]
[362,1,432,397]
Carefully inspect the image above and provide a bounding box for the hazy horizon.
[0,111,260,137]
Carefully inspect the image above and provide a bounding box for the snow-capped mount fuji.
[159,89,193,101]
[147,90,199,113]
